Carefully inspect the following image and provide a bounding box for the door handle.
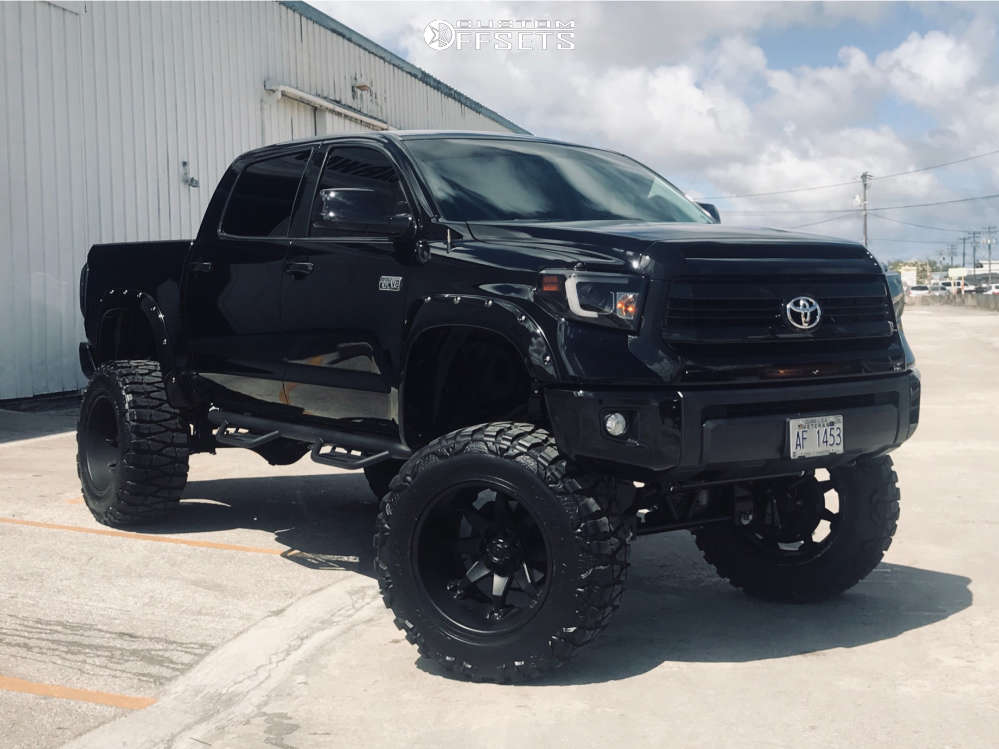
[284,261,315,278]
[189,261,214,274]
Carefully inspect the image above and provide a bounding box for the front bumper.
[545,371,920,477]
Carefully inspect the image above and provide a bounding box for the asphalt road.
[1,305,996,748]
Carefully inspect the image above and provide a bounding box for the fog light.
[603,412,628,437]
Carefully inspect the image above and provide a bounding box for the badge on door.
[378,276,402,292]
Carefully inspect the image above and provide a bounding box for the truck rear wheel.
[374,422,631,682]
[77,360,189,527]
[693,456,900,602]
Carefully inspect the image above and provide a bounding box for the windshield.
[403,137,712,224]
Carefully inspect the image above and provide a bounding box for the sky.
[318,1,999,263]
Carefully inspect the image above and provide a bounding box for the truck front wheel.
[693,456,900,602]
[374,422,631,682]
[77,360,189,526]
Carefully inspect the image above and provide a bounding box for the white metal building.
[0,0,525,400]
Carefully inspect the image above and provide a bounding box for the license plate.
[788,415,844,459]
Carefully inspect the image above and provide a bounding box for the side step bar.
[207,408,411,470]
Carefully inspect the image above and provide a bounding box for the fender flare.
[399,294,560,444]
[94,290,174,370]
[402,293,559,385]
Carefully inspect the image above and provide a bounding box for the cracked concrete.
[0,423,382,749]
[64,579,382,749]
[0,614,212,685]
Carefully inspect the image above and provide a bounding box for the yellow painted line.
[0,675,155,710]
[0,517,283,555]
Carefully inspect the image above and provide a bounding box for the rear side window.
[222,150,310,237]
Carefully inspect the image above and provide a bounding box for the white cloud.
[763,46,881,130]
[316,1,999,260]
[876,31,980,107]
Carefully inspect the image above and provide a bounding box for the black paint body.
[79,131,919,480]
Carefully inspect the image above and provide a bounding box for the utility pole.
[989,232,994,286]
[962,235,967,269]
[860,171,872,247]
[985,226,997,285]
[971,231,979,278]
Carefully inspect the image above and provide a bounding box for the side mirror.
[697,202,720,222]
[318,188,413,237]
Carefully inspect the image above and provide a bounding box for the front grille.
[662,276,894,343]
[664,298,777,328]
[820,296,892,322]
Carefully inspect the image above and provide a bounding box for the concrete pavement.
[2,305,997,748]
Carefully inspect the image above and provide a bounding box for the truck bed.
[81,240,192,344]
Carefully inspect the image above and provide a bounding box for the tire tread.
[77,360,189,526]
[694,456,900,603]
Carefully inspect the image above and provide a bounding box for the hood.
[464,221,876,275]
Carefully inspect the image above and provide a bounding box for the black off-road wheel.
[77,360,189,527]
[374,422,631,682]
[693,456,900,603]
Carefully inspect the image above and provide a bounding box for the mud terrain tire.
[374,422,631,682]
[77,360,189,526]
[694,456,900,603]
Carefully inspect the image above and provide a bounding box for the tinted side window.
[310,147,407,237]
[222,150,309,237]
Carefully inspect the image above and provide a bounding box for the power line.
[789,215,856,229]
[724,191,999,215]
[871,192,999,212]
[868,237,957,245]
[700,178,859,201]
[871,214,971,232]
[702,145,999,200]
[873,147,999,181]
[725,208,857,215]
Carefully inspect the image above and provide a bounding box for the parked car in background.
[983,284,999,295]
[908,285,931,297]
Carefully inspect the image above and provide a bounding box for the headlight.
[536,271,646,330]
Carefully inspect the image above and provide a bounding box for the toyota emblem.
[785,296,822,330]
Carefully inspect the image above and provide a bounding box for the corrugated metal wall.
[0,0,517,400]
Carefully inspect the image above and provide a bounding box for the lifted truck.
[77,132,919,682]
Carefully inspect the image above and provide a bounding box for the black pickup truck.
[78,132,919,682]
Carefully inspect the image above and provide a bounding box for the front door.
[279,145,411,430]
[183,148,311,412]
